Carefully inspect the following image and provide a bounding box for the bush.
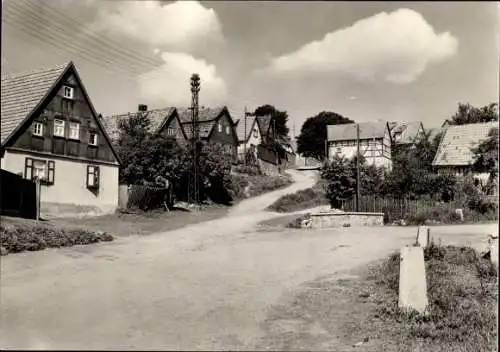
[267,181,328,212]
[287,214,311,228]
[228,173,292,200]
[0,223,114,255]
[405,208,462,225]
[232,164,262,176]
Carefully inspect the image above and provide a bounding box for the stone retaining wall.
[310,212,384,229]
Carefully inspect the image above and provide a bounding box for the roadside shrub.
[0,223,114,255]
[247,173,293,197]
[232,164,261,176]
[405,208,462,225]
[286,214,311,228]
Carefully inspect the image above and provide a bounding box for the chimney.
[138,104,148,112]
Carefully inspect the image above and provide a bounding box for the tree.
[297,111,354,161]
[445,102,498,126]
[321,154,356,209]
[117,113,183,186]
[254,104,290,139]
[472,126,499,194]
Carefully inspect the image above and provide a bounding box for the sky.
[1,0,499,133]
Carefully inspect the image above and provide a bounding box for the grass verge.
[266,180,328,213]
[255,242,498,351]
[0,221,113,256]
[230,172,293,200]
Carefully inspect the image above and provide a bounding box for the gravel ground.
[0,169,496,350]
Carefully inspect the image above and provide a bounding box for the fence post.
[35,178,41,223]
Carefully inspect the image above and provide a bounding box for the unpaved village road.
[0,170,497,350]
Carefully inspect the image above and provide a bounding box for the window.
[89,131,98,146]
[87,165,100,189]
[167,128,175,136]
[225,126,230,135]
[69,122,80,140]
[63,86,74,99]
[24,158,55,184]
[53,119,65,137]
[33,122,44,137]
[253,128,258,138]
[218,123,222,133]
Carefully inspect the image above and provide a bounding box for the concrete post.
[416,226,430,247]
[399,246,428,314]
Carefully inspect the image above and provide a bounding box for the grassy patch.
[1,205,229,241]
[255,243,498,351]
[0,221,113,256]
[371,242,498,352]
[266,180,328,213]
[230,173,293,200]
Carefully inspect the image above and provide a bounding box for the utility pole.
[190,73,200,205]
[356,123,361,212]
[244,106,247,166]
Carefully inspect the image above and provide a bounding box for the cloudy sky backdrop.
[2,0,498,132]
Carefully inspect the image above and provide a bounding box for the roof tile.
[1,63,69,144]
[433,121,498,166]
[327,121,385,141]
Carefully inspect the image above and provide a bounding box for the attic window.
[89,131,98,146]
[33,122,44,137]
[253,128,258,138]
[63,86,74,99]
[225,126,230,135]
[53,119,65,137]
[218,123,222,133]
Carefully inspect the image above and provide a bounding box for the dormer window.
[63,86,74,99]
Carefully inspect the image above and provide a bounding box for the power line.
[17,0,161,69]
[4,2,154,75]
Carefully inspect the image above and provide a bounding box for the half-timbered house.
[327,121,392,169]
[0,62,121,216]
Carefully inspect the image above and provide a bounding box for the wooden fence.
[0,169,37,219]
[120,184,174,211]
[342,195,460,222]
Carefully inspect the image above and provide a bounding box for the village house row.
[1,62,496,216]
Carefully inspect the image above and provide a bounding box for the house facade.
[432,122,498,191]
[0,62,121,216]
[327,121,392,169]
[174,106,239,162]
[101,105,184,147]
[235,114,261,162]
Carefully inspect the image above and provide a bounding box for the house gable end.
[6,63,121,165]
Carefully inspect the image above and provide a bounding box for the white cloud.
[91,0,224,51]
[264,8,458,84]
[137,52,227,107]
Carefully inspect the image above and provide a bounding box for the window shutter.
[24,158,33,180]
[86,165,91,187]
[47,161,55,184]
[94,166,100,187]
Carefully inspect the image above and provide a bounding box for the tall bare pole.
[356,123,361,212]
[243,106,247,166]
[190,73,200,205]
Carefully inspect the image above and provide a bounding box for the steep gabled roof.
[1,61,121,164]
[235,115,258,143]
[1,63,68,145]
[177,106,225,124]
[101,107,176,144]
[432,121,498,167]
[389,121,424,144]
[178,106,235,140]
[327,121,387,141]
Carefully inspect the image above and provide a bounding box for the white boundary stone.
[416,226,430,248]
[399,246,428,314]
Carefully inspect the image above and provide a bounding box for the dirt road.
[0,170,496,350]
